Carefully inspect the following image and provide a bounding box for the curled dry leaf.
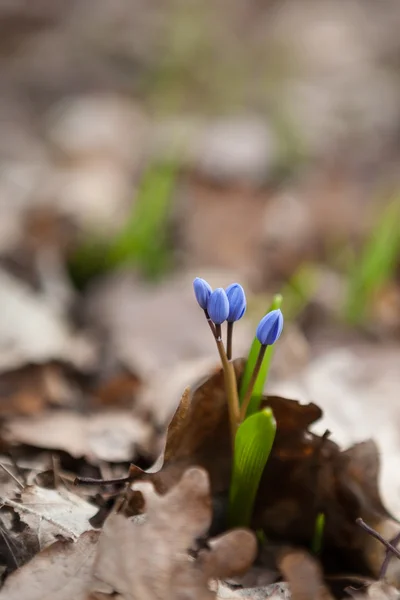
[0,531,99,600]
[91,467,257,600]
[130,359,245,498]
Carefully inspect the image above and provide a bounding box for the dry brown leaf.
[0,269,96,373]
[91,467,257,600]
[364,581,400,600]
[0,530,99,600]
[278,550,333,600]
[217,582,290,600]
[129,359,244,499]
[0,363,80,418]
[1,485,97,547]
[4,409,153,462]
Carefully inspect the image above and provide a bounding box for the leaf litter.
[0,279,399,598]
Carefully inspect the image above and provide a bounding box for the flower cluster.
[193,277,283,345]
[193,277,284,530]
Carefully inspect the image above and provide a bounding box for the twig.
[356,518,400,564]
[0,462,24,490]
[74,475,133,487]
[74,463,144,487]
[7,452,27,486]
[380,530,400,579]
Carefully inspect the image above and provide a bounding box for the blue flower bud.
[256,309,284,346]
[226,283,246,322]
[207,288,229,325]
[193,277,212,309]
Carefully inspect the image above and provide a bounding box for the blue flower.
[207,288,229,325]
[256,309,284,345]
[226,283,246,322]
[193,277,212,309]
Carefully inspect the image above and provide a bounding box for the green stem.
[239,345,267,422]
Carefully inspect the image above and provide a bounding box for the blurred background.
[1,0,400,510]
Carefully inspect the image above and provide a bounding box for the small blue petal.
[226,283,246,322]
[207,288,229,325]
[193,277,212,309]
[256,309,284,346]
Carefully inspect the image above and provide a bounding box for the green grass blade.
[229,408,276,528]
[345,197,400,325]
[239,294,282,417]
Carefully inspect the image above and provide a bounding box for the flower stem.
[227,321,233,360]
[204,309,216,336]
[239,345,267,421]
[215,324,240,442]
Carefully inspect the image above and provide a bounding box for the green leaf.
[229,408,276,528]
[239,294,282,417]
[345,196,400,325]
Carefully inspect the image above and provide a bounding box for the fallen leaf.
[274,344,400,518]
[278,550,333,600]
[0,511,40,572]
[91,370,140,409]
[364,581,400,600]
[0,363,79,417]
[0,530,99,600]
[5,409,154,463]
[2,485,97,546]
[91,467,257,599]
[0,269,96,373]
[217,582,290,600]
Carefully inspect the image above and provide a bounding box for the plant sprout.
[193,278,284,528]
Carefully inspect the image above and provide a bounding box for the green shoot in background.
[229,408,276,528]
[239,294,282,417]
[280,263,318,321]
[345,196,400,325]
[311,512,325,555]
[105,160,177,277]
[69,160,178,288]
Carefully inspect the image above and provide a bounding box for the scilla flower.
[226,283,246,322]
[193,277,212,310]
[207,288,229,325]
[256,309,284,346]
